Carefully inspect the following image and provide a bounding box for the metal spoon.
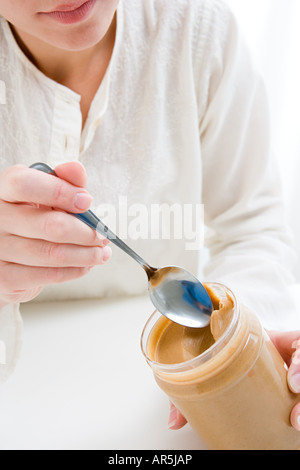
[30,162,213,328]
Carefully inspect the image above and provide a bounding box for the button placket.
[49,89,82,165]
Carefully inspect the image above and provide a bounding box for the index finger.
[0,165,93,213]
[268,330,300,367]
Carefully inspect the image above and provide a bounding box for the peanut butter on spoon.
[208,286,234,342]
[154,286,234,365]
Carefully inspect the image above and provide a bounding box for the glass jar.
[141,283,300,450]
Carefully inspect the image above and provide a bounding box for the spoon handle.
[30,162,152,272]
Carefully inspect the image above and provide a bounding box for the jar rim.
[140,282,240,374]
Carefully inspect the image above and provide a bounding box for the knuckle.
[3,164,26,181]
[52,179,69,207]
[43,211,68,241]
[40,241,65,267]
[41,241,66,265]
[2,165,27,200]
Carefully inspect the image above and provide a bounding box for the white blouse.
[0,0,298,382]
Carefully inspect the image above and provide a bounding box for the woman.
[0,0,299,432]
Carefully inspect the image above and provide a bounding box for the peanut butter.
[152,286,233,365]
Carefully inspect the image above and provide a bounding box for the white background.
[226,0,300,281]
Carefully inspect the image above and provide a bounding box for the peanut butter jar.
[141,283,300,450]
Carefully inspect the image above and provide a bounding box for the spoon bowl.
[30,162,213,328]
[147,266,213,328]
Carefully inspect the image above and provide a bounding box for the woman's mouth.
[38,0,97,25]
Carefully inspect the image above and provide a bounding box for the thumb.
[54,161,88,188]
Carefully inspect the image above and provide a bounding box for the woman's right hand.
[0,162,111,308]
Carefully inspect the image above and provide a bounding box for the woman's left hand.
[268,330,300,431]
[168,330,300,432]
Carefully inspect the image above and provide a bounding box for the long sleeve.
[0,303,22,383]
[199,7,298,331]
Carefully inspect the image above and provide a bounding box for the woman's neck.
[10,15,117,127]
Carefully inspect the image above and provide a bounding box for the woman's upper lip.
[43,1,88,13]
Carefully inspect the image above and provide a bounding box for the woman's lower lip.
[39,0,97,25]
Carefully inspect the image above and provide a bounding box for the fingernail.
[102,246,112,262]
[289,373,300,393]
[297,415,300,431]
[74,193,93,211]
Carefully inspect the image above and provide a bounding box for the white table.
[0,295,206,451]
[1,286,299,451]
